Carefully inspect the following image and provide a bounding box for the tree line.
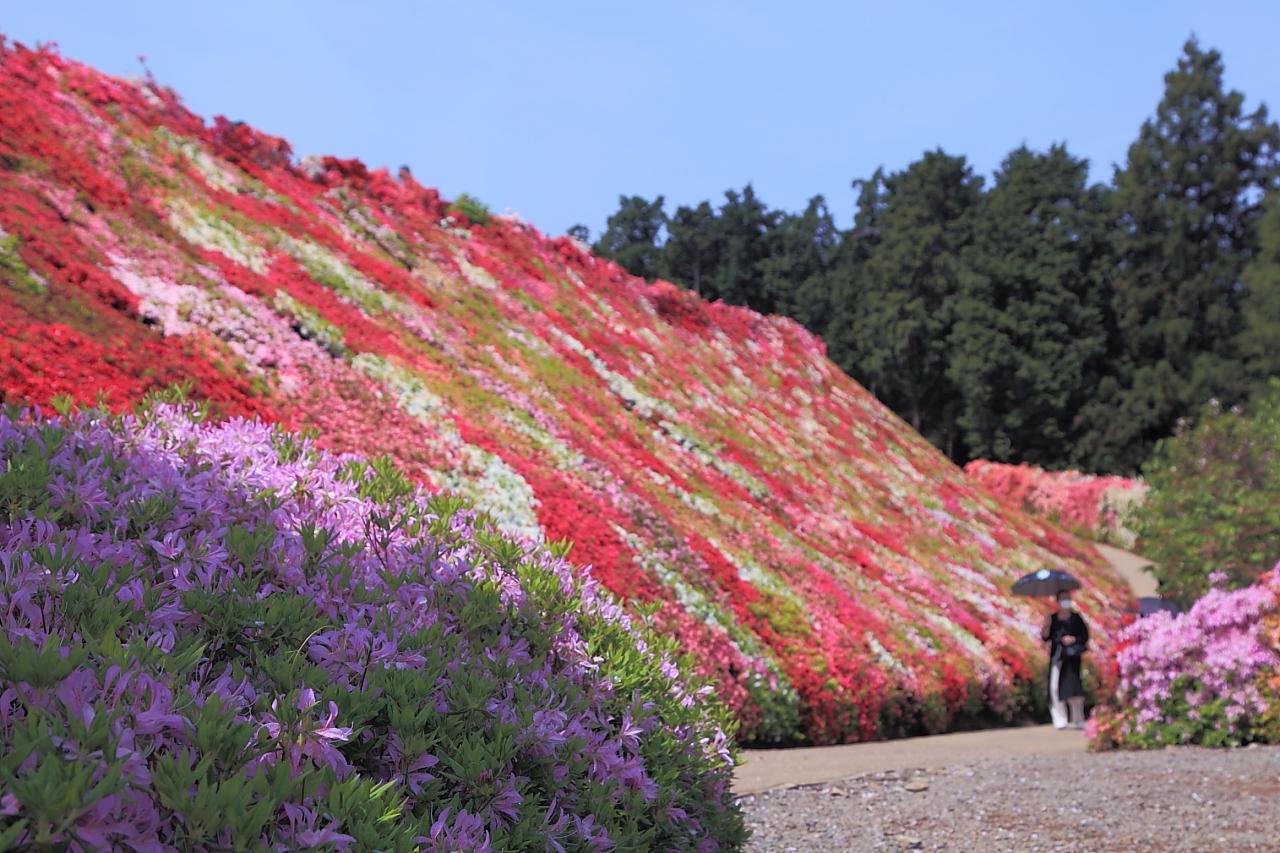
[574,40,1280,474]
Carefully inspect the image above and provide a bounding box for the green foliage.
[1238,194,1280,388]
[0,428,61,523]
[0,232,44,294]
[758,196,838,322]
[948,145,1111,466]
[1134,380,1280,605]
[662,200,719,296]
[700,185,780,311]
[1096,39,1280,472]
[593,195,667,280]
[744,677,803,745]
[828,150,983,457]
[135,382,205,419]
[1119,677,1260,749]
[448,192,492,226]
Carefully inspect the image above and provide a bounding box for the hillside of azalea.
[0,41,1133,745]
[965,462,1147,549]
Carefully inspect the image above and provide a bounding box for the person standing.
[1042,593,1089,729]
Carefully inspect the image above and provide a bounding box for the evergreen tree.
[760,195,839,324]
[848,168,888,253]
[663,201,720,296]
[948,145,1112,467]
[819,171,887,361]
[705,185,779,310]
[1103,39,1280,470]
[1237,195,1280,388]
[829,151,982,456]
[593,195,667,279]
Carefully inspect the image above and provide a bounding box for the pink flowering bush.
[1088,567,1280,750]
[965,460,1146,547]
[0,404,744,850]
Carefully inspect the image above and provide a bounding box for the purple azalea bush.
[0,404,745,850]
[1088,567,1280,750]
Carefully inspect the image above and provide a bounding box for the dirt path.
[1093,541,1158,598]
[735,724,1085,794]
[734,543,1155,795]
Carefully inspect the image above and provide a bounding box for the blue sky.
[5,2,1278,237]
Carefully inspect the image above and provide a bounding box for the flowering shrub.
[1087,567,1280,750]
[965,460,1147,548]
[1130,383,1280,606]
[0,40,1133,745]
[0,404,744,849]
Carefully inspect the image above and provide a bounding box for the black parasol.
[1011,568,1081,598]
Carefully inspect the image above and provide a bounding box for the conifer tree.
[1102,39,1280,469]
[832,151,982,455]
[1237,196,1280,388]
[594,195,667,279]
[949,145,1111,467]
[663,201,720,296]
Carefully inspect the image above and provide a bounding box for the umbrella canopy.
[1012,568,1081,598]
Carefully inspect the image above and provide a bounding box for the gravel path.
[740,745,1280,852]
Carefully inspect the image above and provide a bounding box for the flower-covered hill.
[0,41,1130,744]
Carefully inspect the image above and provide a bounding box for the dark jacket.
[1042,611,1089,701]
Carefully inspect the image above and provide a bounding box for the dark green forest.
[577,40,1280,474]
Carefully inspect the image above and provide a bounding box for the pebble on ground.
[740,745,1280,852]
